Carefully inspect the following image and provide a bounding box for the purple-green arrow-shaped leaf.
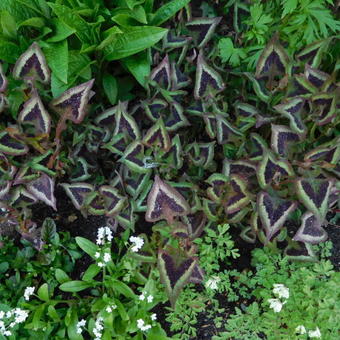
[60,182,94,210]
[99,185,126,216]
[0,131,29,156]
[270,125,300,157]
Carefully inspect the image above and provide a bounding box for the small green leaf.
[59,280,92,292]
[75,236,97,258]
[121,50,150,87]
[19,17,45,28]
[1,10,17,39]
[0,40,21,63]
[104,26,167,61]
[103,73,118,105]
[83,264,101,281]
[150,0,190,26]
[37,283,49,301]
[55,268,71,284]
[47,19,76,42]
[112,280,136,299]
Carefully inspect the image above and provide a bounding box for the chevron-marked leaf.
[187,101,204,117]
[103,133,127,156]
[311,93,336,126]
[243,72,270,103]
[255,34,290,80]
[287,74,317,98]
[224,174,251,214]
[121,141,149,174]
[247,133,267,160]
[304,64,329,88]
[145,175,190,223]
[143,118,171,151]
[95,105,117,126]
[165,101,190,131]
[240,226,256,244]
[143,98,168,122]
[194,53,224,99]
[0,63,7,92]
[70,157,91,182]
[186,142,215,168]
[171,63,191,90]
[172,222,189,239]
[223,159,257,178]
[125,172,151,198]
[133,181,152,212]
[159,134,183,170]
[206,173,228,203]
[18,91,51,135]
[188,263,205,284]
[296,178,333,220]
[150,55,171,89]
[235,102,258,130]
[13,42,50,84]
[60,182,94,210]
[13,166,39,185]
[186,17,221,48]
[274,97,307,135]
[51,79,94,124]
[0,131,29,156]
[296,38,330,68]
[202,198,218,222]
[87,192,106,216]
[99,185,126,216]
[27,173,56,210]
[216,115,242,144]
[227,206,251,224]
[293,212,327,244]
[114,102,141,140]
[304,144,340,164]
[10,187,38,206]
[163,31,191,49]
[158,249,197,308]
[181,211,207,240]
[257,191,297,242]
[284,242,317,262]
[257,152,294,189]
[271,125,300,157]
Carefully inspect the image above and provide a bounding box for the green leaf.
[37,283,49,301]
[150,0,190,26]
[104,26,167,61]
[0,10,17,39]
[18,17,45,28]
[43,40,68,83]
[47,19,76,42]
[55,268,71,284]
[102,73,118,105]
[0,40,20,63]
[217,37,246,67]
[281,0,297,18]
[82,264,101,281]
[112,280,136,299]
[121,50,150,87]
[75,236,97,258]
[59,280,92,292]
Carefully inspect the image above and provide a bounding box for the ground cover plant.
[0,0,339,339]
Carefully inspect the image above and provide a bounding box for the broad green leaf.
[43,40,68,83]
[96,26,122,50]
[55,268,71,284]
[112,280,136,299]
[0,0,40,22]
[37,283,49,301]
[150,0,190,26]
[75,236,97,258]
[59,280,92,292]
[47,18,76,42]
[0,40,21,63]
[19,17,45,28]
[82,263,101,281]
[103,73,118,105]
[121,50,150,87]
[104,26,167,61]
[0,10,17,39]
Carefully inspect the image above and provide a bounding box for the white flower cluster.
[24,287,35,301]
[205,276,221,290]
[296,325,321,338]
[0,308,29,337]
[129,236,144,252]
[96,226,113,245]
[137,319,152,331]
[76,319,86,334]
[105,304,117,313]
[139,292,153,303]
[95,251,111,268]
[268,283,289,313]
[93,316,104,340]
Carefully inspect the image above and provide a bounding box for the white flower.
[97,262,104,268]
[93,317,104,340]
[95,252,100,259]
[5,312,11,318]
[151,313,157,321]
[147,295,153,303]
[13,309,28,323]
[103,253,111,263]
[76,319,86,334]
[139,293,145,301]
[96,227,113,245]
[295,325,306,335]
[268,298,286,313]
[137,319,152,331]
[273,284,289,299]
[309,327,321,338]
[205,276,220,290]
[106,306,112,313]
[24,287,35,301]
[3,330,11,336]
[0,311,4,319]
[129,236,144,252]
